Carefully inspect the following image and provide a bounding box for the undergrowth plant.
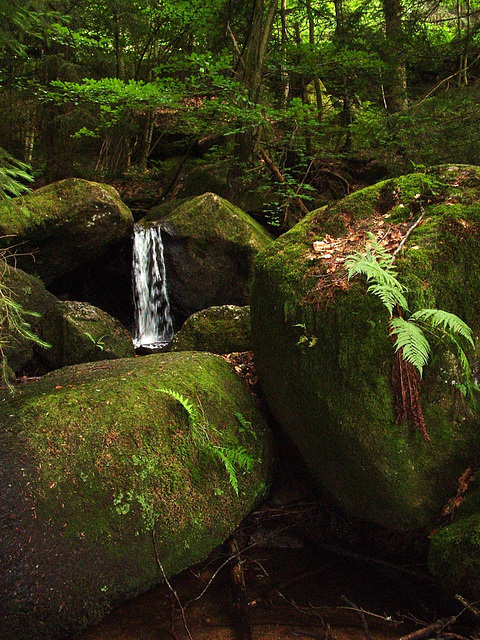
[345,234,477,436]
[157,388,256,495]
[0,251,50,388]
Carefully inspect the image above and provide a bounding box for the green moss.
[251,164,480,531]
[0,352,272,639]
[0,178,132,236]
[0,178,134,284]
[170,305,251,354]
[161,192,273,247]
[429,509,480,597]
[38,300,135,368]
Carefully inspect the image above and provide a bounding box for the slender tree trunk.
[382,0,408,112]
[334,0,352,151]
[280,0,289,107]
[305,0,323,122]
[235,0,278,162]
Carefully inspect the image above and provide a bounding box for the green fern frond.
[390,317,431,377]
[366,283,409,316]
[365,232,396,268]
[409,309,475,348]
[345,251,404,293]
[157,387,199,429]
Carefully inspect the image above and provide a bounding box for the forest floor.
[78,464,464,640]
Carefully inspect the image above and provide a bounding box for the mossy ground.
[251,164,480,531]
[0,352,271,639]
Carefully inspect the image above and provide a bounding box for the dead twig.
[152,529,195,640]
[392,207,426,257]
[341,596,370,640]
[228,535,253,640]
[397,616,457,640]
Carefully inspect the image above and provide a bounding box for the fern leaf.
[366,283,409,316]
[345,251,404,292]
[390,317,431,377]
[409,309,474,348]
[156,387,199,429]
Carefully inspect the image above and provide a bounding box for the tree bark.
[334,0,352,151]
[235,0,278,162]
[382,0,408,113]
[305,0,323,122]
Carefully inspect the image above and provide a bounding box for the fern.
[0,253,51,388]
[157,388,256,494]
[390,317,431,376]
[409,309,474,348]
[346,242,476,393]
[157,387,200,431]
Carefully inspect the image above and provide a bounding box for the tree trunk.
[235,0,278,162]
[334,0,352,151]
[382,0,408,113]
[305,0,323,122]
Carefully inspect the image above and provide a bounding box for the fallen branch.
[341,596,370,640]
[397,616,457,640]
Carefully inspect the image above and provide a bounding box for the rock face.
[0,352,271,639]
[429,488,480,598]
[170,305,251,354]
[251,164,480,531]
[0,178,134,284]
[38,301,135,368]
[140,192,272,324]
[1,261,57,373]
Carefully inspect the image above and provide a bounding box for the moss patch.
[138,193,273,324]
[251,164,480,531]
[0,351,272,639]
[38,300,135,368]
[0,178,134,284]
[170,305,251,354]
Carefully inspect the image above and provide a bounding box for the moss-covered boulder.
[428,488,480,598]
[38,301,135,368]
[0,352,271,639]
[251,164,480,531]
[0,178,133,284]
[170,305,251,354]
[140,192,272,324]
[1,261,57,373]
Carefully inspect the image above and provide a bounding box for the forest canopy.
[0,0,479,227]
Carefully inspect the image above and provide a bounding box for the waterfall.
[132,224,174,348]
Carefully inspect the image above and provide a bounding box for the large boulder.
[0,352,271,639]
[1,261,57,373]
[170,305,251,354]
[38,301,135,368]
[251,164,480,531]
[140,192,272,324]
[0,179,134,284]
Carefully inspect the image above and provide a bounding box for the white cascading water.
[132,224,174,348]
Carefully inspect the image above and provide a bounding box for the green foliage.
[0,148,33,201]
[0,251,50,387]
[346,235,476,392]
[157,388,256,495]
